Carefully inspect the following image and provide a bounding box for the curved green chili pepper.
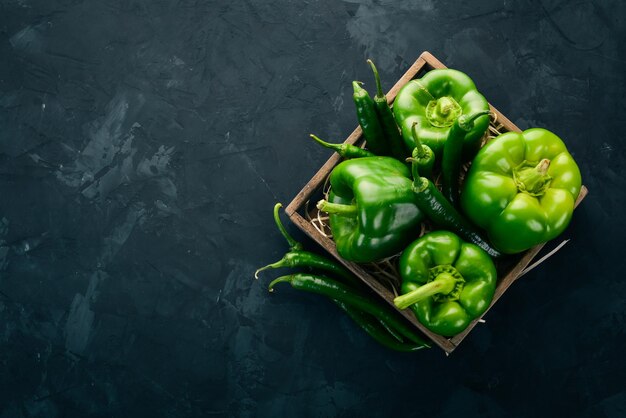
[269,273,430,348]
[255,203,356,284]
[353,81,389,156]
[367,59,407,160]
[335,300,427,352]
[258,203,428,351]
[310,134,376,159]
[442,110,491,207]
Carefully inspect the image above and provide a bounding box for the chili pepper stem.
[310,134,341,153]
[411,123,426,158]
[273,203,302,251]
[268,275,292,292]
[310,134,375,159]
[366,59,385,100]
[254,260,284,279]
[406,157,429,192]
[457,110,491,131]
[317,200,358,216]
[394,274,458,310]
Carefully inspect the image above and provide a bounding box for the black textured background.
[1,1,625,417]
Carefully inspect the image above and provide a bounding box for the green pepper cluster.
[260,60,583,349]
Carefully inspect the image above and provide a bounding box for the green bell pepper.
[317,157,423,263]
[393,231,497,336]
[460,128,582,254]
[393,69,490,157]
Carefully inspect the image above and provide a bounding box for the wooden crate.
[285,51,588,354]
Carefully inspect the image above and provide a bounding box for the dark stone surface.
[0,0,625,416]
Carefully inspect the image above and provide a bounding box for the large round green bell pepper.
[317,157,423,263]
[393,231,497,336]
[461,128,582,254]
[393,69,490,157]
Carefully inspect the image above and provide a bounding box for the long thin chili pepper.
[258,248,415,345]
[258,203,430,350]
[353,81,389,156]
[334,300,427,352]
[407,155,502,259]
[441,110,491,207]
[310,134,375,159]
[255,203,357,285]
[367,59,407,161]
[258,248,411,345]
[257,204,405,341]
[269,273,431,348]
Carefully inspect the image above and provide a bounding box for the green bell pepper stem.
[411,122,435,179]
[394,273,457,310]
[317,200,358,216]
[310,134,375,159]
[269,273,430,348]
[353,81,389,156]
[407,155,502,259]
[442,110,491,207]
[430,97,460,124]
[513,158,552,196]
[366,59,406,160]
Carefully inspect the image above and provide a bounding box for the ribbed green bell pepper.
[317,157,423,263]
[461,128,582,254]
[393,231,497,336]
[393,69,490,158]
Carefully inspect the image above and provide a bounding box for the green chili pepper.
[407,153,501,259]
[309,134,376,159]
[255,203,356,284]
[258,203,427,351]
[461,128,582,253]
[367,59,407,160]
[393,69,490,158]
[410,122,435,180]
[316,157,423,262]
[441,110,491,207]
[335,300,427,352]
[393,231,497,336]
[353,81,389,156]
[269,273,430,349]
